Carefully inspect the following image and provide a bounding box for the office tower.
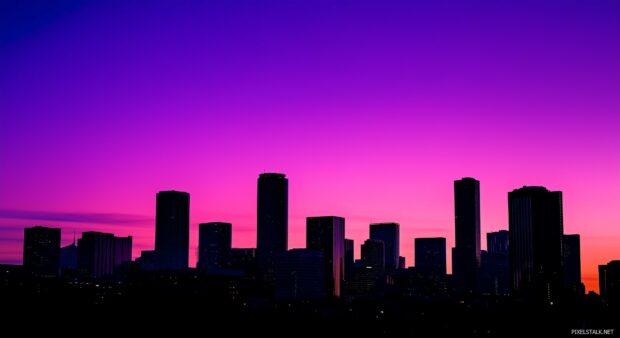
[230,248,256,272]
[488,230,509,255]
[599,260,620,305]
[361,239,385,274]
[256,173,288,276]
[399,256,406,270]
[23,226,61,277]
[345,238,354,280]
[415,237,446,275]
[114,236,132,267]
[453,177,481,295]
[480,231,510,296]
[275,249,324,300]
[369,222,399,272]
[78,232,132,278]
[198,222,232,271]
[563,234,582,292]
[136,250,157,271]
[60,241,78,271]
[306,216,345,297]
[155,190,190,270]
[509,186,564,305]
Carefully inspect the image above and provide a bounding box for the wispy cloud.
[0,209,152,225]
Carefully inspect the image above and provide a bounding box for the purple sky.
[1,0,619,291]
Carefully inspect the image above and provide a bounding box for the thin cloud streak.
[0,209,152,225]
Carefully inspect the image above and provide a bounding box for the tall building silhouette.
[155,190,190,270]
[275,249,324,300]
[415,237,446,275]
[599,260,620,306]
[60,240,78,271]
[114,236,132,268]
[563,234,582,292]
[78,231,132,278]
[509,186,563,305]
[487,230,509,255]
[362,239,385,274]
[23,226,61,277]
[198,222,232,272]
[256,173,288,276]
[306,216,345,297]
[136,250,157,271]
[369,222,399,272]
[480,230,509,296]
[453,177,481,295]
[344,238,354,281]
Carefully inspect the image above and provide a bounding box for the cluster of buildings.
[15,174,620,306]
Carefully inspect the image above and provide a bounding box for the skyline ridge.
[0,174,606,293]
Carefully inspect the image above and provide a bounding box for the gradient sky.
[1,0,619,292]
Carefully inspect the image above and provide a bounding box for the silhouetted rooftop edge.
[259,173,287,178]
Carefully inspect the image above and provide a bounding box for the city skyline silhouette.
[2,1,619,295]
[0,173,612,293]
[5,173,618,336]
[1,2,619,333]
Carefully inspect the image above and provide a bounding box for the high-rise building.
[306,216,345,297]
[136,250,157,271]
[415,237,446,275]
[509,186,563,305]
[487,230,509,255]
[344,238,354,280]
[78,231,132,278]
[114,236,132,268]
[480,231,510,296]
[275,249,324,300]
[155,190,190,270]
[256,173,288,276]
[563,234,582,292]
[198,222,232,272]
[369,222,399,272]
[361,239,385,274]
[453,177,481,295]
[599,260,620,306]
[23,226,61,277]
[60,241,78,271]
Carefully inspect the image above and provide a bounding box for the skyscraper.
[563,234,582,292]
[306,216,345,297]
[509,186,564,305]
[60,241,78,271]
[361,239,385,274]
[155,190,190,270]
[369,222,399,272]
[487,230,509,255]
[415,237,446,275]
[23,226,61,277]
[599,260,620,306]
[78,231,132,278]
[113,235,132,268]
[256,173,288,275]
[453,177,481,295]
[480,230,510,296]
[198,222,232,272]
[344,238,354,281]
